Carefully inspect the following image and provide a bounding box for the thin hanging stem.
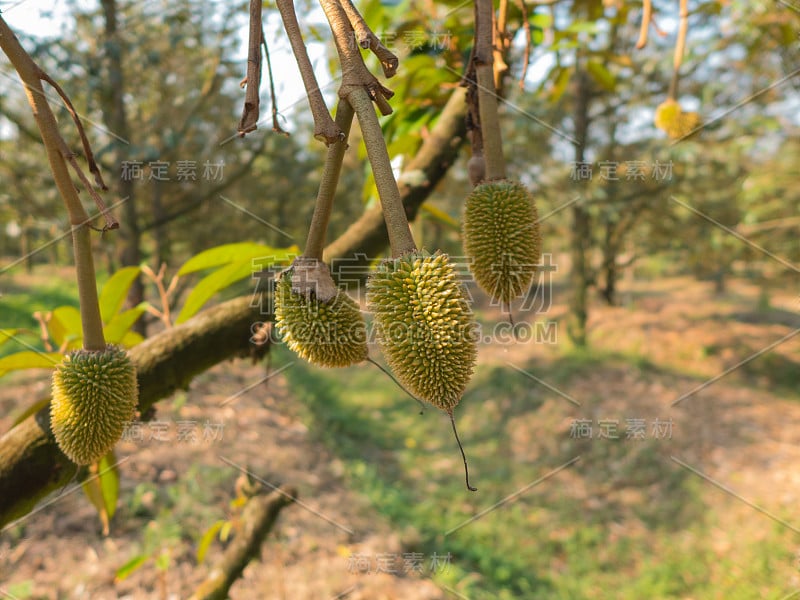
[449,411,477,491]
[366,357,426,414]
[261,27,289,136]
[668,0,688,100]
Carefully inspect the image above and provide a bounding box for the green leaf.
[0,351,62,378]
[48,306,82,348]
[530,12,553,29]
[12,397,51,427]
[178,242,293,276]
[81,450,120,535]
[565,20,599,34]
[175,261,255,325]
[420,202,460,230]
[119,330,145,348]
[0,329,19,349]
[196,520,226,564]
[587,59,616,92]
[115,554,149,582]
[5,580,33,598]
[219,520,232,543]
[104,304,148,345]
[155,550,171,572]
[175,243,297,324]
[549,67,572,103]
[99,266,142,323]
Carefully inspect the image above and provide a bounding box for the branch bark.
[189,487,297,600]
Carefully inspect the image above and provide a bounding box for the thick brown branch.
[189,487,297,600]
[238,0,263,135]
[474,0,506,181]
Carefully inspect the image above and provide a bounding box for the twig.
[462,13,485,186]
[516,0,531,88]
[189,487,297,600]
[238,0,263,135]
[339,0,398,77]
[38,70,109,192]
[474,0,507,181]
[64,153,119,231]
[276,0,343,144]
[261,27,289,136]
[494,0,510,88]
[141,263,174,328]
[636,0,652,50]
[668,0,688,99]
[319,0,395,116]
[32,313,54,352]
[292,100,355,301]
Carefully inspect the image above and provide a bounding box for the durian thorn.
[448,410,477,492]
[366,356,426,414]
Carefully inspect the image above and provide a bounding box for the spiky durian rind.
[367,251,478,411]
[655,99,700,139]
[463,180,541,304]
[274,273,368,368]
[50,345,138,465]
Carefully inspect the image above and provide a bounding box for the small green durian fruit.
[367,251,478,410]
[274,260,368,368]
[367,251,479,490]
[463,180,541,306]
[50,345,138,465]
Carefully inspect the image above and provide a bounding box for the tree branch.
[238,0,263,135]
[189,487,297,600]
[275,0,342,144]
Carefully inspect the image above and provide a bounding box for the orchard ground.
[1,262,799,599]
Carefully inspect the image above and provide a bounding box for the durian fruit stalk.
[463,180,541,306]
[50,345,138,465]
[274,261,368,368]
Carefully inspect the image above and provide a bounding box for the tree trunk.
[600,219,618,306]
[568,69,592,347]
[101,0,145,334]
